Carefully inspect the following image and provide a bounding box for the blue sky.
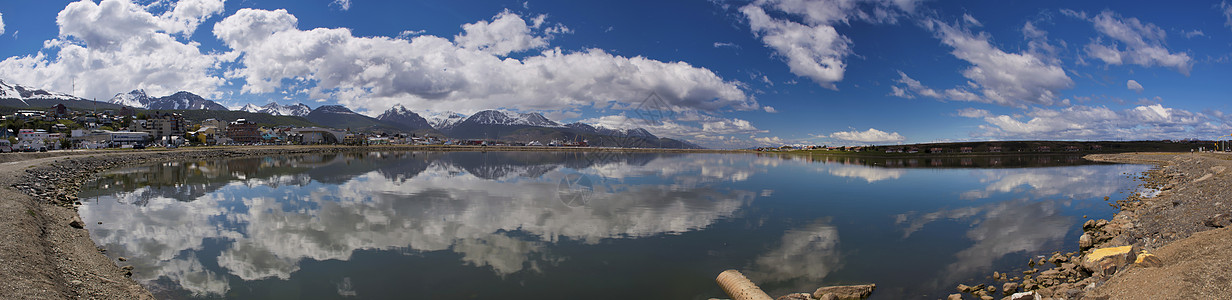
[1,0,1231,148]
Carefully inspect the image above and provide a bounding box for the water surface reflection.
[79,152,1146,299]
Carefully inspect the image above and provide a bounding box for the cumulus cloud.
[961,104,1229,140]
[1127,79,1144,93]
[0,11,5,35]
[921,18,1073,107]
[213,8,754,115]
[955,108,990,118]
[1071,11,1192,75]
[763,106,777,113]
[739,0,917,89]
[454,10,563,56]
[0,0,228,99]
[829,128,905,143]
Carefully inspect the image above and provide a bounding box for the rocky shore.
[947,152,1232,300]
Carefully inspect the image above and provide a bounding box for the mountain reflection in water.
[77,152,1146,299]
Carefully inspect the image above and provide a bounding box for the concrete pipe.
[715,269,773,300]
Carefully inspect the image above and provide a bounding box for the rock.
[992,271,1001,281]
[118,257,127,262]
[776,293,812,300]
[1078,233,1093,249]
[947,294,963,300]
[816,294,837,300]
[1008,292,1040,300]
[979,296,994,300]
[1203,214,1231,228]
[1081,246,1133,272]
[986,286,996,293]
[813,284,875,300]
[956,284,972,293]
[1002,282,1020,294]
[68,216,85,229]
[1133,251,1163,268]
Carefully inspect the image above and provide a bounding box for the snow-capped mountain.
[111,90,150,107]
[376,104,433,131]
[565,122,659,139]
[463,110,563,127]
[241,102,311,116]
[0,79,83,102]
[304,105,394,129]
[424,111,468,130]
[108,90,228,110]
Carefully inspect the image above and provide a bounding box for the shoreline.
[948,152,1232,300]
[2,147,1225,298]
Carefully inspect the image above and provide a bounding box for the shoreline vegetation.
[0,145,1226,299]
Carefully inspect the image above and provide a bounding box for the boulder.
[1203,214,1230,228]
[68,216,85,229]
[1133,251,1163,268]
[956,284,972,293]
[946,294,963,300]
[1081,246,1134,272]
[1009,291,1041,300]
[1078,233,1093,249]
[813,284,875,300]
[775,293,812,300]
[1001,282,1019,294]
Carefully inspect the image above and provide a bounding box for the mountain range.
[241,102,312,117]
[109,90,228,110]
[0,80,698,148]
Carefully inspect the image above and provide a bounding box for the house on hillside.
[928,147,944,154]
[1065,146,1080,152]
[1037,146,1051,152]
[960,147,973,153]
[989,146,1003,152]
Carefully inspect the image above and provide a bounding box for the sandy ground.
[0,151,154,299]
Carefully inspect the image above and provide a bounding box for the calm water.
[77,152,1147,299]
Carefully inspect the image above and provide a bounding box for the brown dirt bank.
[0,145,740,299]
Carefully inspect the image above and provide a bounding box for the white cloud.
[829,128,905,143]
[753,136,785,145]
[962,13,982,27]
[332,0,352,11]
[763,105,777,113]
[578,113,766,148]
[956,108,990,118]
[713,42,739,49]
[739,0,917,89]
[1074,11,1192,75]
[963,104,1228,140]
[1126,79,1143,93]
[0,0,228,100]
[213,8,755,116]
[0,12,6,35]
[1222,2,1232,31]
[1183,30,1204,38]
[455,10,555,56]
[924,18,1074,107]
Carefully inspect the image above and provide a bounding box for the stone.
[776,293,812,300]
[1134,251,1163,268]
[1203,214,1231,228]
[68,216,85,229]
[947,294,963,300]
[1081,246,1132,272]
[1002,282,1019,294]
[1078,233,1093,249]
[816,294,837,300]
[813,284,875,300]
[118,257,127,262]
[986,286,996,293]
[1008,292,1040,300]
[957,284,972,293]
[980,296,993,300]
